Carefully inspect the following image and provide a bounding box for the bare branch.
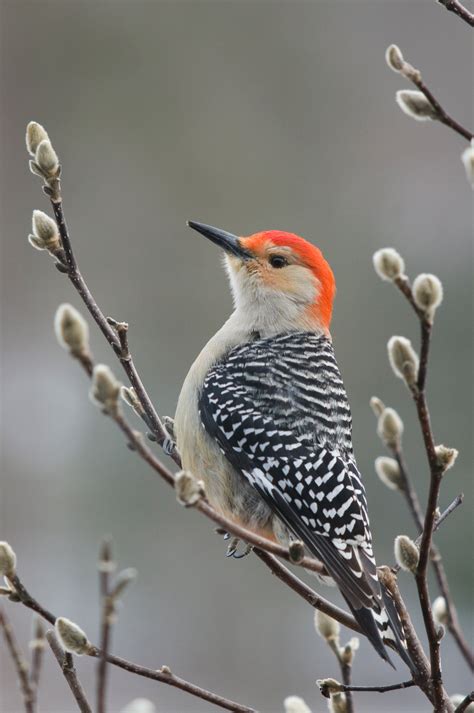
[46,630,93,713]
[0,608,34,713]
[97,538,114,713]
[29,616,46,712]
[437,0,474,26]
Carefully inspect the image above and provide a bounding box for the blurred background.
[1,1,472,711]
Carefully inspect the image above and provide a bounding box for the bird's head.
[188,221,336,335]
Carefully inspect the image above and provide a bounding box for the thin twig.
[340,661,354,713]
[338,679,416,694]
[46,630,93,713]
[29,616,45,712]
[8,575,257,713]
[97,538,114,713]
[0,608,34,713]
[253,549,360,633]
[437,0,474,26]
[454,692,474,713]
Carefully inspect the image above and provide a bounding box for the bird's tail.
[343,586,417,674]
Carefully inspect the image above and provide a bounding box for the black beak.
[187,221,252,260]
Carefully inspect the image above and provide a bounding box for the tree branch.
[437,0,474,26]
[0,608,34,713]
[46,631,92,713]
[96,538,113,713]
[29,616,46,712]
[6,574,256,713]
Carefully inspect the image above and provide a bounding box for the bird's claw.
[225,537,253,559]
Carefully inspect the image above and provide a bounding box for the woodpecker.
[175,221,413,670]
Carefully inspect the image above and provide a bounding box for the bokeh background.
[1,1,472,711]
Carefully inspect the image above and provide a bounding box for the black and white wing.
[199,332,412,668]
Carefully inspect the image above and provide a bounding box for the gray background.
[1,1,472,711]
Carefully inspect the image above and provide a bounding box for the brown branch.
[341,661,354,713]
[437,0,474,26]
[253,549,360,633]
[322,679,416,695]
[45,630,93,713]
[0,608,34,713]
[454,693,474,713]
[97,538,113,713]
[49,198,180,466]
[29,616,45,712]
[7,575,257,713]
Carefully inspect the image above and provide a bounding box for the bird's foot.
[225,536,253,559]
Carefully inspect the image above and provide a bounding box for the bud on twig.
[90,364,121,414]
[315,610,340,642]
[284,696,312,713]
[55,617,91,655]
[29,210,61,253]
[369,396,385,418]
[175,471,204,506]
[317,678,343,697]
[432,596,449,626]
[375,456,403,491]
[394,535,419,573]
[0,542,17,578]
[339,637,359,665]
[35,139,59,177]
[387,336,419,387]
[412,274,443,320]
[288,540,305,564]
[29,615,46,650]
[385,44,404,72]
[328,692,348,713]
[396,90,438,121]
[461,140,474,189]
[120,386,145,417]
[435,445,459,472]
[55,304,90,357]
[377,407,404,448]
[111,568,137,599]
[372,248,405,282]
[26,121,50,156]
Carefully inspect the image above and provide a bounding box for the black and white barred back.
[199,331,414,670]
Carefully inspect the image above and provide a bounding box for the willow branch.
[0,608,34,713]
[7,574,256,713]
[97,539,113,713]
[437,0,474,26]
[253,549,360,633]
[46,631,92,713]
[393,277,474,671]
[321,679,415,695]
[29,616,45,712]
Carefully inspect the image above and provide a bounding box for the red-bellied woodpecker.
[175,221,414,670]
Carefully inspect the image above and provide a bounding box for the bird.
[174,220,414,670]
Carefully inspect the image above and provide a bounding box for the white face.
[224,247,324,336]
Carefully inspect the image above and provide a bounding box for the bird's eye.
[269,255,288,269]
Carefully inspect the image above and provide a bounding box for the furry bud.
[315,610,340,642]
[26,122,49,156]
[35,139,59,176]
[432,596,449,626]
[55,617,90,655]
[328,693,348,713]
[412,274,443,320]
[120,386,145,417]
[90,365,121,414]
[284,696,312,713]
[339,637,359,665]
[369,396,385,418]
[111,568,137,599]
[377,407,404,448]
[385,44,404,72]
[461,140,474,189]
[121,700,157,713]
[0,542,17,578]
[375,456,403,491]
[288,540,305,564]
[30,210,60,252]
[54,304,89,357]
[317,678,343,697]
[175,471,203,506]
[373,248,405,282]
[396,90,438,121]
[388,336,419,387]
[435,445,458,472]
[394,535,419,573]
